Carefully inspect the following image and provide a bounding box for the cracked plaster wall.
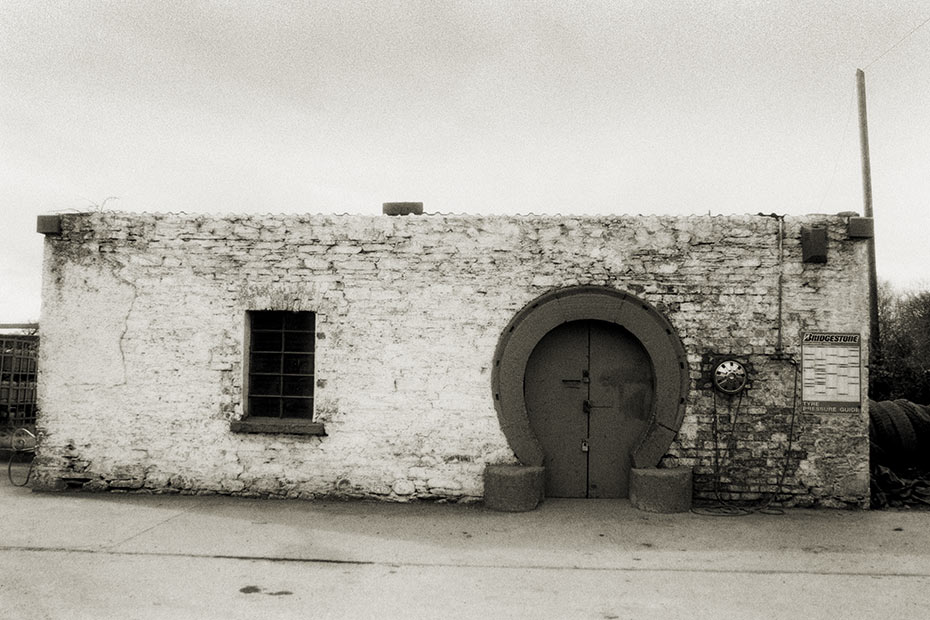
[36,211,870,506]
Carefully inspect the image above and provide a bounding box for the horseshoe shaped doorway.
[491,286,689,498]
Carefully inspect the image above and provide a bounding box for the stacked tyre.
[870,399,930,471]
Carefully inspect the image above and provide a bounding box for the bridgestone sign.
[801,332,862,414]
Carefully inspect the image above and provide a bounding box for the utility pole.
[856,68,880,361]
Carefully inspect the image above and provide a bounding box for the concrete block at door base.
[484,465,545,512]
[629,467,693,513]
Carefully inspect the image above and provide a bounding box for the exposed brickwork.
[36,211,870,506]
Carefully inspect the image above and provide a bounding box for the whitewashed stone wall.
[36,211,871,506]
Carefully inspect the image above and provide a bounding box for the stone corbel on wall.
[37,215,62,235]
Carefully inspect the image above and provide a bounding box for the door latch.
[581,439,589,452]
[562,369,591,389]
[583,399,610,414]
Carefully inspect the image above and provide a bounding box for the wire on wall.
[693,361,801,517]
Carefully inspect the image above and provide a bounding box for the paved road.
[1,464,928,619]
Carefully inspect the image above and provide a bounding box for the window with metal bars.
[232,311,325,435]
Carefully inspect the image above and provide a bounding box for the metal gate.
[524,320,655,498]
[1,333,38,429]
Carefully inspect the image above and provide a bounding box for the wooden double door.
[524,320,655,498]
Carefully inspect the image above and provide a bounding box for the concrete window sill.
[230,418,327,436]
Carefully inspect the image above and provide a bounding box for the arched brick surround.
[491,286,690,469]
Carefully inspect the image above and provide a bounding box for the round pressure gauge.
[713,360,748,394]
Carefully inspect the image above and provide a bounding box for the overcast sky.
[2,1,928,322]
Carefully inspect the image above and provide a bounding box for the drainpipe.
[775,215,785,356]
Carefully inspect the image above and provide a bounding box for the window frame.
[231,310,326,436]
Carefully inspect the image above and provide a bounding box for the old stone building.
[34,209,872,507]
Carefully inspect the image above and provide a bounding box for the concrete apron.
[3,473,930,619]
[0,474,924,573]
